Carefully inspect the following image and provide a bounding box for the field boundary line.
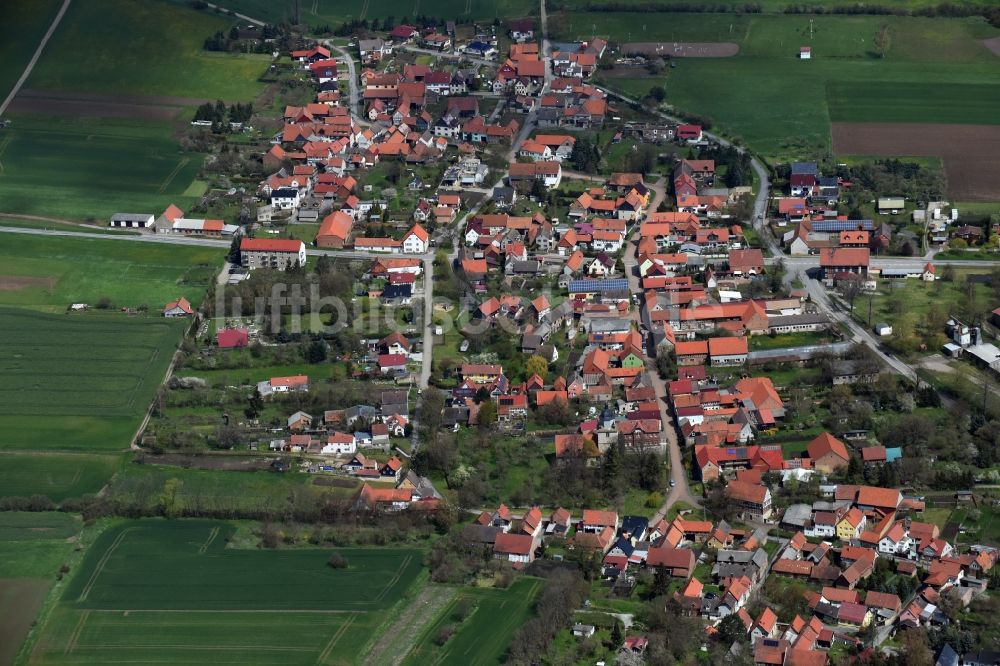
[72,644,314,652]
[316,613,356,664]
[85,608,356,613]
[78,527,135,602]
[0,0,73,117]
[198,526,220,554]
[374,555,412,603]
[64,610,89,654]
[157,157,189,194]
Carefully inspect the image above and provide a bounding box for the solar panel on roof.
[811,219,874,232]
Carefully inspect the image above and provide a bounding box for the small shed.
[799,46,812,59]
[572,624,596,638]
[874,322,892,337]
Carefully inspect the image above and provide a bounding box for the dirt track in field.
[7,89,208,121]
[832,122,1000,202]
[622,41,739,57]
[983,37,1000,58]
[0,275,56,291]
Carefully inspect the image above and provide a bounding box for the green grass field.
[0,514,84,666]
[107,463,361,513]
[0,308,186,452]
[0,233,219,454]
[402,578,542,666]
[0,453,122,501]
[27,0,268,100]
[0,115,209,221]
[0,0,63,102]
[0,512,82,578]
[591,13,1000,160]
[556,0,999,11]
[219,0,535,24]
[28,520,424,665]
[0,232,219,310]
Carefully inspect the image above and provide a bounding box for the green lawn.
[0,115,209,221]
[952,502,1000,545]
[0,453,122,501]
[403,577,542,666]
[0,0,63,102]
[175,361,343,386]
[28,0,268,100]
[28,520,425,665]
[749,331,835,350]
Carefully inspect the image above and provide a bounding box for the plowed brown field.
[832,122,1000,202]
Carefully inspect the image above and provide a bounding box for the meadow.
[0,453,122,501]
[0,115,208,221]
[402,577,542,666]
[28,520,425,665]
[27,0,268,100]
[0,0,63,103]
[106,463,362,514]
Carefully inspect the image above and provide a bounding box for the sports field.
[402,578,541,666]
[220,0,534,24]
[29,520,424,665]
[0,115,207,221]
[26,0,268,100]
[0,0,63,103]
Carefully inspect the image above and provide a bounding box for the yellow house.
[836,508,866,541]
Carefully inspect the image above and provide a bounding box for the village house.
[240,238,307,271]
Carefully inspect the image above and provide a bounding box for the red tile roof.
[494,532,535,556]
[240,238,304,253]
[807,432,849,462]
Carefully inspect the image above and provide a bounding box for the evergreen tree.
[610,622,623,648]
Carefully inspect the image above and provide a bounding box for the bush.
[452,598,476,621]
[327,552,348,569]
[434,624,456,646]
